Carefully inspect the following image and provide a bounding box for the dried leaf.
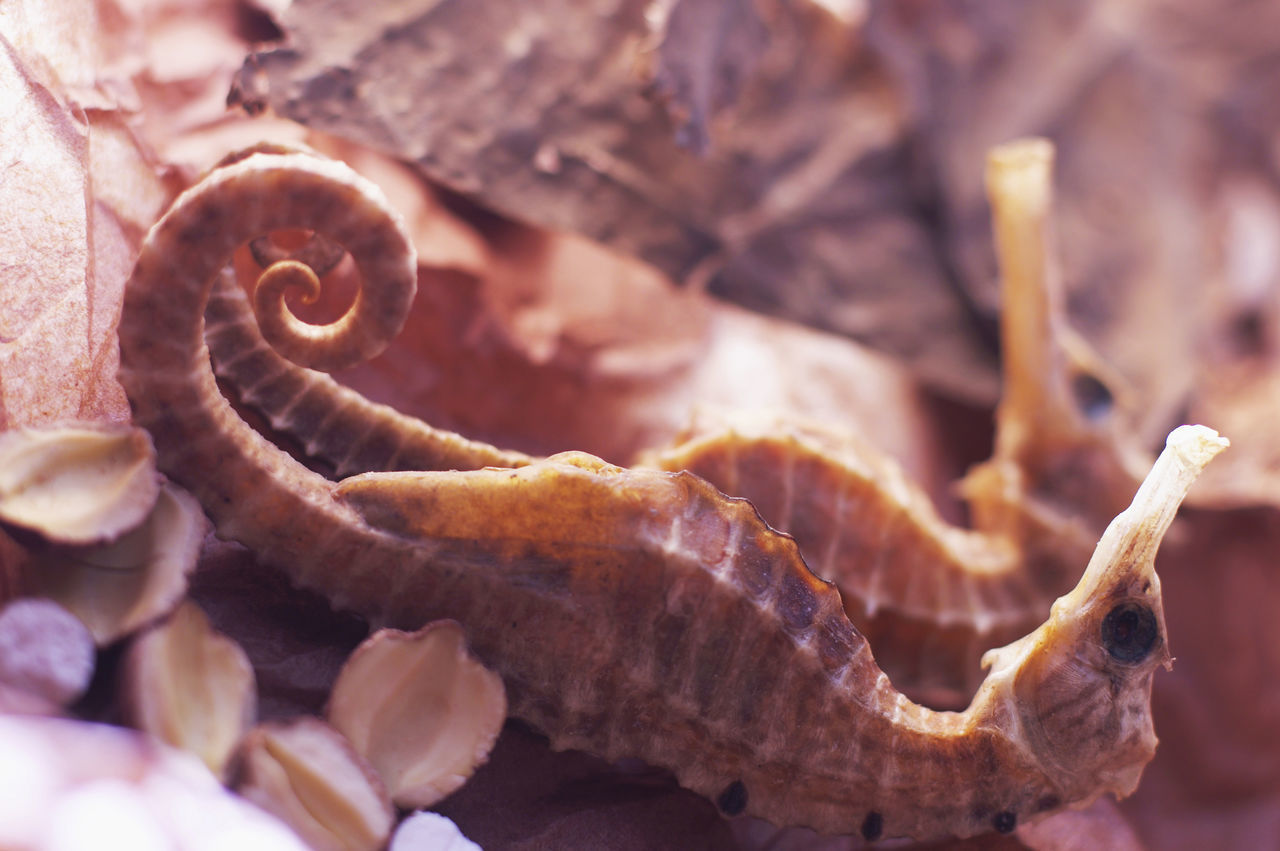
[122,600,256,780]
[867,0,1216,439]
[0,4,151,428]
[434,723,739,851]
[333,250,941,482]
[236,0,997,398]
[187,536,370,722]
[327,621,506,809]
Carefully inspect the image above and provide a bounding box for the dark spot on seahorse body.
[716,780,748,816]
[1071,372,1114,420]
[993,810,1017,834]
[861,811,884,841]
[776,568,819,632]
[1036,795,1061,812]
[1101,601,1159,663]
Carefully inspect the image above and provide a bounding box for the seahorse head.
[976,425,1225,803]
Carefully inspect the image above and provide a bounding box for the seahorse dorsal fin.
[335,452,659,544]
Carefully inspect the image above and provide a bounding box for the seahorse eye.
[1101,601,1158,663]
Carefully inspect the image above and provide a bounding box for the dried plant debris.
[0,714,308,850]
[234,0,997,399]
[328,621,506,810]
[23,482,208,645]
[122,601,256,780]
[231,717,394,851]
[0,424,159,545]
[0,598,95,708]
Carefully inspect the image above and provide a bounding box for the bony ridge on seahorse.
[117,148,1226,841]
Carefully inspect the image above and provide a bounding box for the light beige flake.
[26,483,207,645]
[327,621,506,809]
[122,601,255,780]
[0,424,159,544]
[231,717,393,851]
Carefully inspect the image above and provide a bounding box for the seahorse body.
[205,253,1135,710]
[118,150,1218,840]
[204,279,1045,707]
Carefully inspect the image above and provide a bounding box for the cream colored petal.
[327,621,506,809]
[0,424,159,544]
[122,601,255,780]
[26,482,207,644]
[0,715,307,851]
[232,717,393,851]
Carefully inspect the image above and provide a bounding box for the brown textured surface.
[206,273,532,477]
[202,140,1139,718]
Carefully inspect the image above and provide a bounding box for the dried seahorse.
[117,149,1225,840]
[639,141,1154,705]
[203,141,1148,707]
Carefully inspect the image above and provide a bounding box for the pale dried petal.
[390,811,481,851]
[0,598,95,706]
[0,424,159,544]
[26,482,207,644]
[0,715,307,851]
[232,717,393,851]
[327,621,506,809]
[0,679,61,717]
[122,601,255,780]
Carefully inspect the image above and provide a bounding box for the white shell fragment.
[25,483,208,645]
[327,620,506,809]
[0,598,95,707]
[390,811,482,851]
[0,424,159,544]
[232,717,394,851]
[122,601,256,780]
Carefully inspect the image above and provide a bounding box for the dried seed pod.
[231,717,394,851]
[25,483,208,644]
[0,598,95,707]
[327,621,506,809]
[122,600,255,779]
[0,424,159,544]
